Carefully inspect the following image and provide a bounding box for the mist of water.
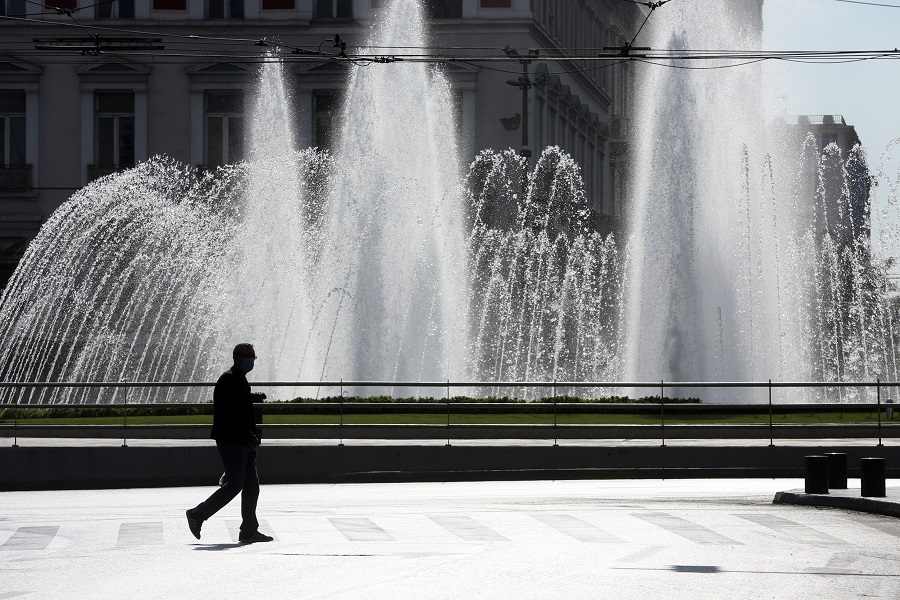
[298,0,468,392]
[623,2,899,400]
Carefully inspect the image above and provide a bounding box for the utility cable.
[454,58,628,78]
[21,0,101,47]
[7,46,900,65]
[634,57,768,70]
[0,13,333,56]
[1,13,899,66]
[831,0,900,7]
[628,0,673,48]
[69,0,119,12]
[27,0,119,11]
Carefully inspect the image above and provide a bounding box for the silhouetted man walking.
[186,343,273,543]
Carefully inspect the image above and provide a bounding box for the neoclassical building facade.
[0,0,641,285]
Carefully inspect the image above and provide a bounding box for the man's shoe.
[238,531,274,543]
[186,509,202,540]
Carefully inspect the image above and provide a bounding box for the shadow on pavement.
[192,543,245,551]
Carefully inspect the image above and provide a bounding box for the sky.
[763,0,899,156]
[762,0,900,256]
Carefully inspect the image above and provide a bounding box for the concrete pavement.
[3,479,900,599]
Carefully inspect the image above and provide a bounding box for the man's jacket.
[210,366,260,443]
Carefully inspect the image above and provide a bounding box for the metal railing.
[1,380,899,448]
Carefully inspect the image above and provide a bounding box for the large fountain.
[236,8,470,394]
[622,2,900,401]
[0,0,897,403]
[623,2,820,398]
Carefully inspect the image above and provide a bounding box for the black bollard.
[825,452,848,489]
[861,457,886,497]
[805,455,829,494]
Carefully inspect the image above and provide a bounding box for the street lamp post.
[504,47,542,159]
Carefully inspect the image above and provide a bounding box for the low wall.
[4,443,900,490]
[4,422,900,441]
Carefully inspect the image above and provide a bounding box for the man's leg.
[239,449,260,535]
[192,441,249,522]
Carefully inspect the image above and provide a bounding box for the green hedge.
[0,395,697,420]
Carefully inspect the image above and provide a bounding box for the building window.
[596,150,605,213]
[547,0,560,41]
[97,0,135,18]
[423,0,462,17]
[313,90,342,151]
[315,0,351,18]
[560,116,568,151]
[0,0,26,17]
[0,92,26,167]
[95,92,134,169]
[262,0,293,8]
[536,97,544,152]
[153,0,186,10]
[207,0,244,18]
[205,91,244,167]
[548,107,557,144]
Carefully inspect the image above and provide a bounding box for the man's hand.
[249,433,260,449]
[251,392,267,401]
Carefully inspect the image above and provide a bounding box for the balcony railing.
[0,165,33,192]
[87,164,133,182]
[781,115,848,127]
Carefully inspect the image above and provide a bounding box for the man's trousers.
[192,440,260,534]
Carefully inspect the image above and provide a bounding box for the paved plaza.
[3,479,900,599]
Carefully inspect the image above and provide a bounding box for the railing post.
[122,382,128,448]
[339,379,344,447]
[877,378,883,447]
[553,380,558,447]
[446,379,451,447]
[660,380,665,447]
[768,379,774,447]
[13,397,19,448]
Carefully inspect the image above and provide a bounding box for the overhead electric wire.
[4,49,899,66]
[2,13,898,59]
[20,0,101,43]
[74,0,119,11]
[778,53,900,64]
[635,57,767,70]
[24,0,119,12]
[453,58,628,79]
[0,13,335,57]
[830,0,900,8]
[1,12,899,68]
[628,0,672,47]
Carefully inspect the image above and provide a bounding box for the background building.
[0,0,642,287]
[781,114,870,244]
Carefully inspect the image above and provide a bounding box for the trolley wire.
[830,0,900,8]
[1,11,899,69]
